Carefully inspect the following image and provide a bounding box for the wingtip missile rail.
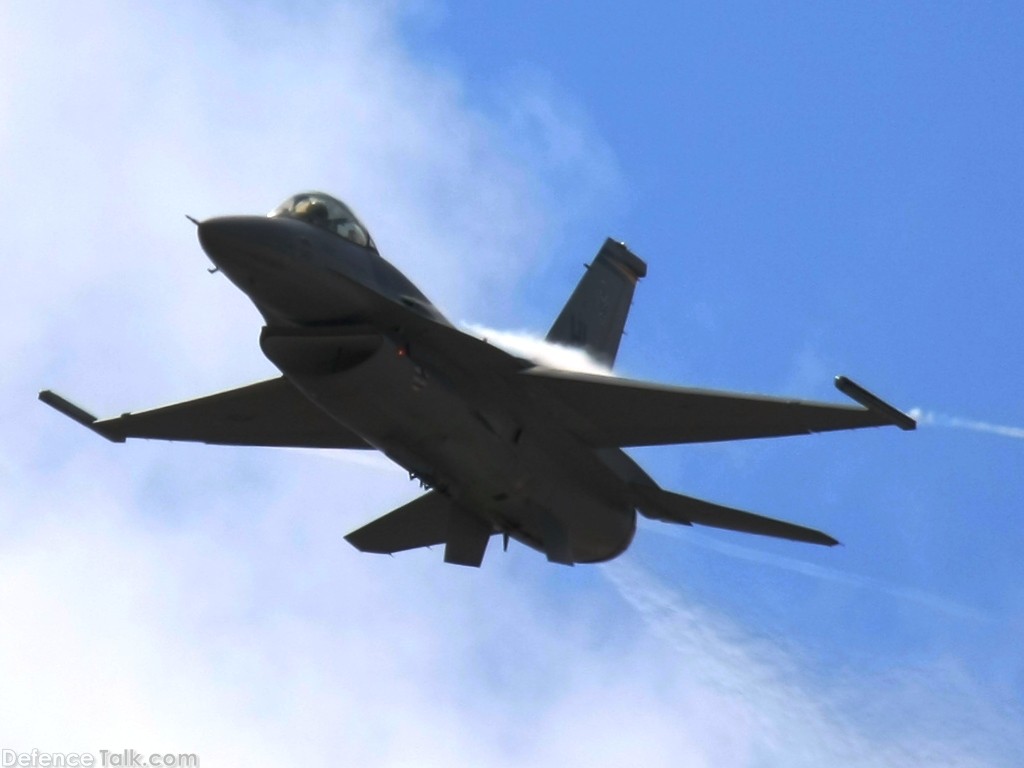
[834,376,916,431]
[38,390,125,443]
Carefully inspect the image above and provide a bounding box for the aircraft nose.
[197,215,298,276]
[197,216,240,260]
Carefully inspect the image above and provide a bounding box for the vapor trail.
[461,323,612,375]
[642,522,988,621]
[283,448,400,473]
[909,409,1024,440]
[282,325,612,468]
[602,560,1015,767]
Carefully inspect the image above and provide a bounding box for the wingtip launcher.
[834,376,916,431]
[38,390,125,443]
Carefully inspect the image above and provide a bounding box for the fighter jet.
[40,191,915,567]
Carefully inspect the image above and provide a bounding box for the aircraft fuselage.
[198,214,637,564]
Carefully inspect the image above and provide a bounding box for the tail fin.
[546,238,647,368]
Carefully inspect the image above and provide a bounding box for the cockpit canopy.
[269,192,375,249]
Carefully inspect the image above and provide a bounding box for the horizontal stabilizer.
[631,483,838,547]
[522,369,905,447]
[41,377,371,449]
[345,491,451,554]
[345,493,495,567]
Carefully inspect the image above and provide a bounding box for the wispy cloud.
[643,521,989,621]
[604,559,1022,767]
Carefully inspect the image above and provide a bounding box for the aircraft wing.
[521,370,915,447]
[631,483,838,546]
[39,377,372,449]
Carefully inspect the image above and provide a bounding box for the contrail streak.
[460,323,612,375]
[601,560,1015,766]
[642,521,988,621]
[909,409,1024,440]
[281,448,400,473]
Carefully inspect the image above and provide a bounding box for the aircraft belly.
[269,335,525,491]
[499,429,636,563]
[502,490,636,564]
[265,330,635,564]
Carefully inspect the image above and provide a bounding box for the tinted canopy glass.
[270,192,375,249]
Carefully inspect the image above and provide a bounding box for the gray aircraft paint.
[40,191,915,567]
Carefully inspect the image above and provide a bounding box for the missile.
[834,376,916,431]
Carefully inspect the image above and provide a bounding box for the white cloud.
[1,1,1020,766]
[605,561,1022,767]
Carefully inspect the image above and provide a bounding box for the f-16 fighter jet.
[41,192,915,567]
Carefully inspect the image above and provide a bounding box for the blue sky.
[412,0,1024,689]
[2,1,1022,765]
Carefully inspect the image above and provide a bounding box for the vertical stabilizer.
[546,238,647,368]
